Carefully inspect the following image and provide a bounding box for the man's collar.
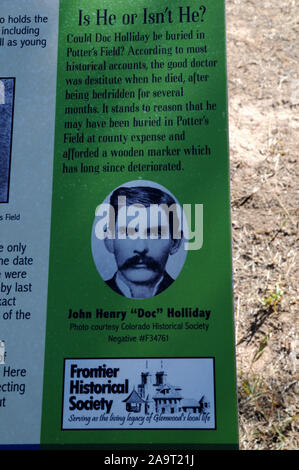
[115,271,164,299]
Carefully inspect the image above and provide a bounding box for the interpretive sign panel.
[0,0,238,449]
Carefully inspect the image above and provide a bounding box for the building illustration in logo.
[123,360,210,415]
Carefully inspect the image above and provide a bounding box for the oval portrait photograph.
[91,180,188,299]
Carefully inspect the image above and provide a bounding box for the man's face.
[108,205,177,285]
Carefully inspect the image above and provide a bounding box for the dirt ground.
[226,0,298,450]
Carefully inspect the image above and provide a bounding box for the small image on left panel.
[0,77,16,203]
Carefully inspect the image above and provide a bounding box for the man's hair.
[109,185,181,239]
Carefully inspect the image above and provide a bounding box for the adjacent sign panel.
[0,0,238,449]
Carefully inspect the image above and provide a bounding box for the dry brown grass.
[226,0,298,450]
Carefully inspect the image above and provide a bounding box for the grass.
[227,0,298,449]
[238,372,298,450]
[263,283,284,311]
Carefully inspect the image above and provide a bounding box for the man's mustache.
[120,255,161,272]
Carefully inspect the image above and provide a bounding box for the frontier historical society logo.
[62,358,215,430]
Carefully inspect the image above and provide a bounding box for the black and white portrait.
[91,181,187,299]
[0,78,15,203]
